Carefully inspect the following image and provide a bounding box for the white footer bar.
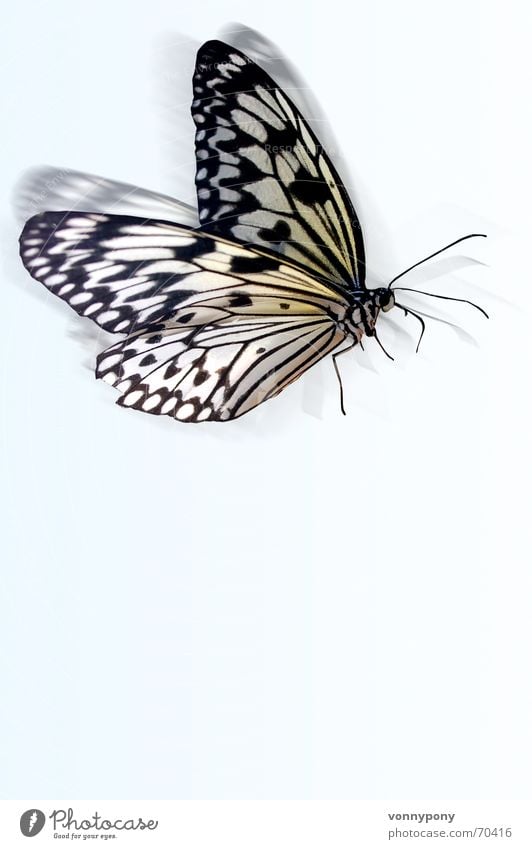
[1,800,531,848]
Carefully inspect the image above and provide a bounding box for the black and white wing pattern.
[19,210,349,421]
[96,307,344,422]
[191,40,366,291]
[20,211,348,334]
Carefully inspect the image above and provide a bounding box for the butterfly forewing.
[19,211,349,335]
[192,40,366,291]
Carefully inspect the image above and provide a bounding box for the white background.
[1,0,531,800]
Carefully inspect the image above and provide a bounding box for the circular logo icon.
[20,809,46,837]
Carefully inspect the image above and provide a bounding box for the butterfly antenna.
[387,234,487,289]
[395,303,426,353]
[392,287,489,319]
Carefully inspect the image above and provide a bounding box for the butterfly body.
[342,288,396,340]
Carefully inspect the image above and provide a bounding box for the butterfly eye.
[379,289,395,312]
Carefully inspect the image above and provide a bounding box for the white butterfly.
[19,39,486,422]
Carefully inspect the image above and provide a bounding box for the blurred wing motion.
[14,166,198,227]
[20,210,347,421]
[192,40,365,290]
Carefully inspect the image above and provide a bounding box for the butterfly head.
[374,288,395,313]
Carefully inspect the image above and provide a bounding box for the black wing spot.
[193,369,209,386]
[139,354,157,367]
[290,177,331,206]
[147,334,162,345]
[280,302,290,310]
[177,312,195,323]
[230,254,280,274]
[258,220,291,245]
[164,364,179,380]
[229,293,253,307]
[256,347,266,354]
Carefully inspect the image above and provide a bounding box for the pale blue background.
[1,0,530,800]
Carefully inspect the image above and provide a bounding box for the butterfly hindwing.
[192,40,366,291]
[96,305,345,422]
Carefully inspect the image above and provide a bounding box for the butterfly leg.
[332,338,357,416]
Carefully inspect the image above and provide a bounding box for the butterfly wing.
[191,40,365,292]
[19,210,350,420]
[96,306,345,422]
[19,211,349,335]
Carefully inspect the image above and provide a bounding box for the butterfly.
[19,39,487,423]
